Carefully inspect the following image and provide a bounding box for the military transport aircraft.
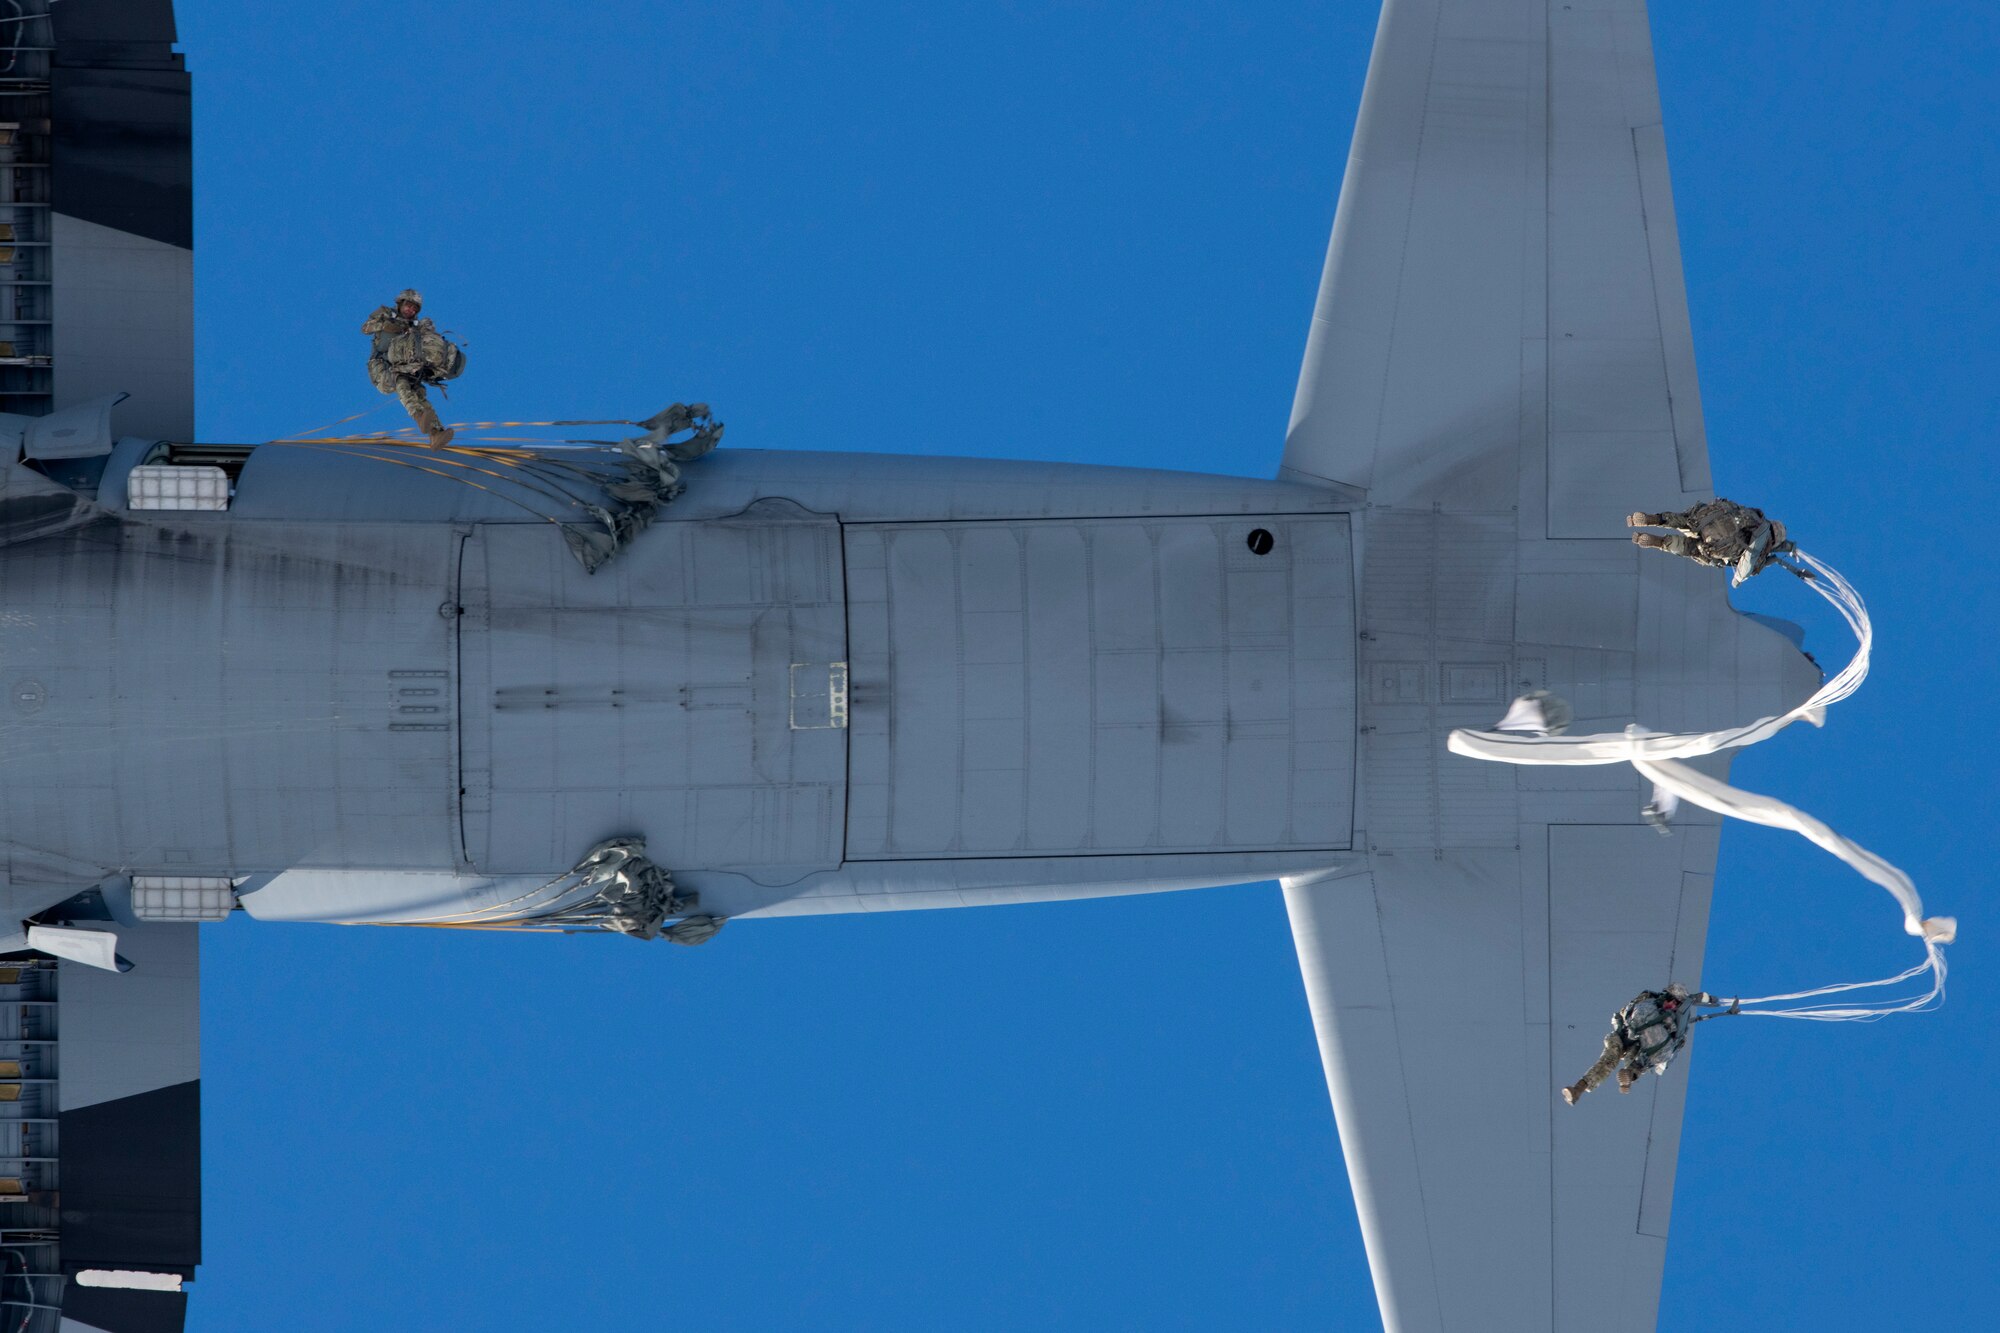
[0,0,1836,1328]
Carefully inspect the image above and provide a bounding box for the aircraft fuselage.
[1,442,1362,927]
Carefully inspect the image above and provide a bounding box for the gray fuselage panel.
[458,507,848,879]
[0,521,459,878]
[844,514,1355,859]
[7,450,1363,917]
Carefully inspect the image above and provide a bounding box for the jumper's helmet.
[396,288,423,313]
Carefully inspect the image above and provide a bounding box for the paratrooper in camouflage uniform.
[1627,498,1796,582]
[362,288,463,448]
[1561,983,1731,1105]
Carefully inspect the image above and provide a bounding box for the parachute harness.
[1450,550,1955,1022]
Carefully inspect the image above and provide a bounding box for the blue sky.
[177,1,1996,1329]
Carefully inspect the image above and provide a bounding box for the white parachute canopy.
[1448,550,1954,1020]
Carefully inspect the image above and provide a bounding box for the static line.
[1447,550,1953,1021]
[1448,551,1867,767]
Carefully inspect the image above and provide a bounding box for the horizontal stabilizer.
[1281,0,1715,526]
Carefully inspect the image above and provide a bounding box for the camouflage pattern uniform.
[1627,498,1794,578]
[1562,984,1723,1105]
[363,288,457,446]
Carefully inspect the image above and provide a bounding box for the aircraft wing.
[1275,2,1818,1328]
[39,0,195,442]
[60,926,201,1333]
[0,5,199,1330]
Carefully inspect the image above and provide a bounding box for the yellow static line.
[349,920,566,932]
[272,439,560,491]
[262,407,639,446]
[266,440,573,528]
[439,418,636,429]
[346,440,611,500]
[266,434,605,452]
[275,410,379,442]
[268,435,547,458]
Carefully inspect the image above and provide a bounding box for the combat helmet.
[395,288,423,311]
